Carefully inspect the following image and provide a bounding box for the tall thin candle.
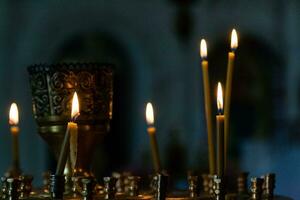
[200,39,215,174]
[216,83,225,177]
[9,103,21,175]
[224,29,238,169]
[56,92,80,175]
[146,102,161,172]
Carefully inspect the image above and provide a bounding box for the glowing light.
[146,102,154,125]
[217,82,223,112]
[9,103,19,125]
[200,39,207,59]
[71,92,80,120]
[231,29,238,50]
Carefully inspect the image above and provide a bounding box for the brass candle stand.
[0,170,294,200]
[0,62,293,200]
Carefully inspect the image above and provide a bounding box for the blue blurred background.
[0,0,299,198]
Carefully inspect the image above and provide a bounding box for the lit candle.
[224,29,238,168]
[56,92,80,175]
[9,103,21,174]
[200,39,215,174]
[145,102,161,172]
[216,82,225,177]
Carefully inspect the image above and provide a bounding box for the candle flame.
[200,39,207,59]
[71,92,80,120]
[231,29,238,50]
[217,82,223,112]
[9,103,19,125]
[146,102,154,125]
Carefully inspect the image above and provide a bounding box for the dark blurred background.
[0,0,299,198]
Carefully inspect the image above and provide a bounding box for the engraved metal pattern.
[28,63,113,122]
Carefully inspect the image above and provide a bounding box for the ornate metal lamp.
[27,63,113,176]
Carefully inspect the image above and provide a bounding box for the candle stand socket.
[71,176,84,197]
[19,175,33,198]
[50,174,65,199]
[81,177,96,200]
[1,177,7,200]
[127,176,141,197]
[187,175,199,198]
[237,172,249,195]
[103,177,117,200]
[212,175,224,200]
[7,178,20,200]
[250,177,263,200]
[262,173,275,199]
[152,173,168,200]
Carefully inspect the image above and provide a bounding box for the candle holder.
[23,63,294,200]
[28,63,113,177]
[49,174,65,199]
